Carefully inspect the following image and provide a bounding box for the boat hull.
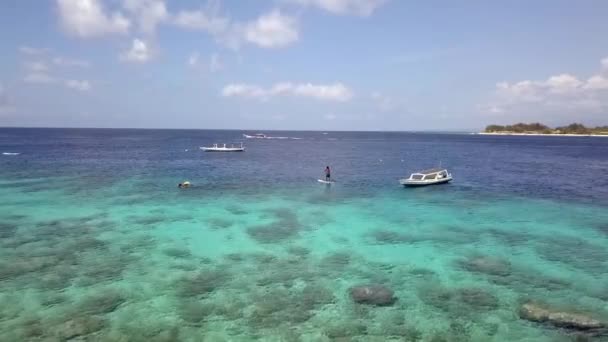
[200,147,245,152]
[399,177,452,187]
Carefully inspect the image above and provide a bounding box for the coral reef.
[350,284,397,306]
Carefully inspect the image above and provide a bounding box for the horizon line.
[0,126,478,133]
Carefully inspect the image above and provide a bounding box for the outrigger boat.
[399,168,452,187]
[200,143,245,152]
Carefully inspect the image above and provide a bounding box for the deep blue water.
[2,128,607,205]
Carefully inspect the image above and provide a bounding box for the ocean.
[1,128,608,341]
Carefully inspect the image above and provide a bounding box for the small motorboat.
[200,143,245,152]
[243,133,301,140]
[243,133,267,139]
[399,168,452,187]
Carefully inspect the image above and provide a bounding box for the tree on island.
[484,122,608,135]
[555,123,590,134]
[484,122,551,134]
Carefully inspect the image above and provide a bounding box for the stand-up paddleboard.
[318,179,335,184]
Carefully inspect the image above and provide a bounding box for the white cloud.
[545,74,582,94]
[19,46,50,55]
[222,82,353,102]
[24,73,56,84]
[22,72,92,93]
[123,0,168,34]
[120,39,151,63]
[173,7,297,50]
[175,10,227,32]
[65,79,91,91]
[286,0,387,16]
[222,84,266,98]
[20,55,91,92]
[53,57,91,68]
[585,75,608,90]
[602,57,608,71]
[483,56,608,117]
[187,52,223,72]
[23,61,50,73]
[496,74,585,101]
[495,80,543,102]
[243,10,298,48]
[57,0,130,38]
[290,83,352,100]
[173,1,229,34]
[325,113,337,120]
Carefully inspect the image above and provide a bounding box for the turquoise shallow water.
[1,129,608,341]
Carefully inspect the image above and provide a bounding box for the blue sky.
[0,0,607,130]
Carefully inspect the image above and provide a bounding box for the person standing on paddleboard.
[325,166,331,182]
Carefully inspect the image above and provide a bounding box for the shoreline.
[474,132,608,137]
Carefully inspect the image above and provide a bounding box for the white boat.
[243,132,302,140]
[200,143,245,152]
[243,133,267,139]
[399,168,452,187]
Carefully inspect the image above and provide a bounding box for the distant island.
[481,123,608,136]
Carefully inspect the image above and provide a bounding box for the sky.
[0,0,607,131]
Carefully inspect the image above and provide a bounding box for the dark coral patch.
[76,290,126,315]
[535,236,608,271]
[457,255,512,277]
[0,222,19,239]
[178,301,214,326]
[207,217,234,230]
[320,251,351,270]
[369,229,414,244]
[350,284,397,306]
[286,245,310,257]
[53,316,107,340]
[246,284,332,329]
[519,301,608,336]
[175,269,230,298]
[129,215,167,226]
[163,247,192,259]
[418,284,499,316]
[226,205,248,216]
[247,208,304,244]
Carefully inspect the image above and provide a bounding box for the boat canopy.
[413,168,448,175]
[400,167,452,186]
[210,142,243,147]
[409,168,449,181]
